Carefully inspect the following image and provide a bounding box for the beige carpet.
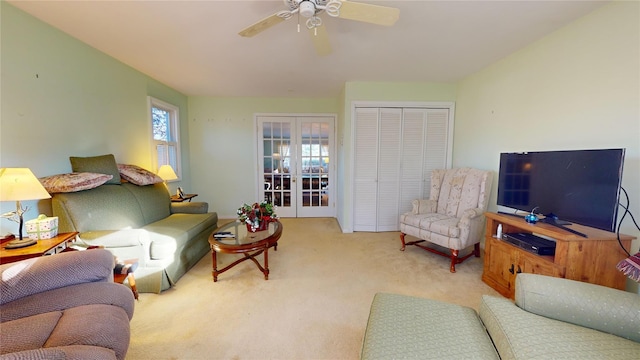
[126,218,502,360]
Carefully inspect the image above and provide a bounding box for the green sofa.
[361,274,640,359]
[52,182,218,293]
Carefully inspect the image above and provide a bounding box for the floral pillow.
[117,164,163,186]
[40,173,113,193]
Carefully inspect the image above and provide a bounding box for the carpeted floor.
[126,218,502,360]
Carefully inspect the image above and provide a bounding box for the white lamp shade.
[0,168,51,201]
[157,165,178,181]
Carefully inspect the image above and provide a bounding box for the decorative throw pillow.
[117,164,163,186]
[70,154,121,184]
[39,173,113,193]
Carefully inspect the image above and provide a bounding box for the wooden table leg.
[263,246,269,280]
[127,273,139,300]
[212,249,219,282]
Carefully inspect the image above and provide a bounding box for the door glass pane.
[300,121,329,208]
[263,122,292,209]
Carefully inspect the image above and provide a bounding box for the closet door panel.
[354,108,380,231]
[377,108,402,231]
[422,109,450,199]
[399,109,427,216]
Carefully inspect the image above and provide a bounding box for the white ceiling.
[9,0,608,98]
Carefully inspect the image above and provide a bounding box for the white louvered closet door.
[422,109,450,199]
[353,108,380,232]
[354,106,451,232]
[376,109,402,231]
[399,109,427,216]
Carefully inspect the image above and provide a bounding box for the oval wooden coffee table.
[208,221,283,282]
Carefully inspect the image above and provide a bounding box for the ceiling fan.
[238,0,400,56]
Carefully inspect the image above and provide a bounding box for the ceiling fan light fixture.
[306,16,322,30]
[299,1,316,18]
[325,0,342,17]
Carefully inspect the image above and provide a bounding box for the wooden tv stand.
[482,212,635,299]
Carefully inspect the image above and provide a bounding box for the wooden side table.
[171,193,198,202]
[0,232,78,264]
[113,259,139,300]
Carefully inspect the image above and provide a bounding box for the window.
[148,96,180,179]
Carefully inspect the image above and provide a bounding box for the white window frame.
[148,96,181,181]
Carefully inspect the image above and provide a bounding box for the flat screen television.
[497,148,625,233]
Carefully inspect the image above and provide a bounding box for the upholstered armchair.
[399,168,493,272]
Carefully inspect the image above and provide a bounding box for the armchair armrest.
[411,199,437,214]
[515,273,640,342]
[461,208,484,219]
[171,201,208,214]
[0,249,114,305]
[458,208,485,229]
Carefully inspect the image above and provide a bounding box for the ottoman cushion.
[361,293,499,359]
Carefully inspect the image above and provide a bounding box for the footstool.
[360,293,499,359]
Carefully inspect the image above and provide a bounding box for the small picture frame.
[177,187,185,198]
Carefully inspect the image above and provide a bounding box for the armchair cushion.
[411,199,437,214]
[400,213,461,238]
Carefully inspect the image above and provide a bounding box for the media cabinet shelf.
[481,212,635,299]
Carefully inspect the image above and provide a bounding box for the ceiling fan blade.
[239,13,286,37]
[308,26,332,56]
[338,1,400,26]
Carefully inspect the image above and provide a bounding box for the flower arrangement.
[237,201,278,232]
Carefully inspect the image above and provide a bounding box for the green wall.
[454,1,639,291]
[0,2,188,221]
[187,96,338,217]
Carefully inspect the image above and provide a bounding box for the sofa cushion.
[117,164,163,186]
[144,213,217,260]
[70,154,121,185]
[123,183,171,224]
[515,273,640,342]
[39,173,113,193]
[52,184,147,231]
[361,293,499,360]
[479,295,640,359]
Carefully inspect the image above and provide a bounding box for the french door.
[257,115,335,218]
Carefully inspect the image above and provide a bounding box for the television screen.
[497,148,625,232]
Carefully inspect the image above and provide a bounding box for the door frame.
[255,113,337,219]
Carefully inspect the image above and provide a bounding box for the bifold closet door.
[353,108,402,232]
[354,107,451,232]
[398,108,450,215]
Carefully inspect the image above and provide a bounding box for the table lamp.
[157,165,178,182]
[0,168,52,248]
